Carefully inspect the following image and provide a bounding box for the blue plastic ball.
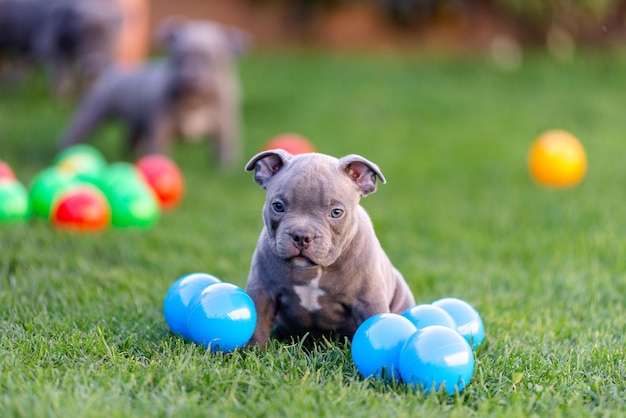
[401,304,457,330]
[399,325,474,395]
[163,272,221,339]
[351,313,418,380]
[431,298,485,349]
[186,283,257,352]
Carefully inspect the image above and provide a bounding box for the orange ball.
[135,155,185,210]
[51,185,111,232]
[262,133,316,155]
[528,130,587,187]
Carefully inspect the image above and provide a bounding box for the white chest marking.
[293,271,326,312]
[178,104,216,140]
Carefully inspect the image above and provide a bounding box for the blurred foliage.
[493,0,615,20]
[256,0,626,30]
[249,0,626,45]
[259,0,622,19]
[492,0,619,24]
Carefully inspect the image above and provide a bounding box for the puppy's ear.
[156,16,188,50]
[245,150,293,189]
[338,155,386,197]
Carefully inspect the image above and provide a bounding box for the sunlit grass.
[2,49,626,416]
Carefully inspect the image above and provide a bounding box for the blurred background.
[152,0,626,52]
[2,0,625,112]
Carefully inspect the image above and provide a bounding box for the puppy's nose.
[289,229,315,249]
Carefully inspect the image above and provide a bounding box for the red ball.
[262,133,316,155]
[51,185,111,232]
[135,154,184,210]
[0,160,16,182]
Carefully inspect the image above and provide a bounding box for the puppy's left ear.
[338,155,386,197]
[156,16,187,50]
[245,149,293,189]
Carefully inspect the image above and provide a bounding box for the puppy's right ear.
[225,27,252,56]
[245,150,293,189]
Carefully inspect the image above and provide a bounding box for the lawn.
[2,48,626,417]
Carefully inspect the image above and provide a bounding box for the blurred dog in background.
[0,0,121,96]
[58,18,249,167]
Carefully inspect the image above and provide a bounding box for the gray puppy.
[0,0,120,95]
[58,19,247,166]
[245,149,415,346]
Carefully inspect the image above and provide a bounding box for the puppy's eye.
[272,202,285,213]
[330,208,344,218]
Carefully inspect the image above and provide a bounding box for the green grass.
[2,48,626,417]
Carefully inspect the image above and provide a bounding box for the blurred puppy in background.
[0,0,121,96]
[57,18,249,168]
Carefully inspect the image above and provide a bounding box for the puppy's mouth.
[289,255,318,268]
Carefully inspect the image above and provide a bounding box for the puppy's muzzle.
[289,229,315,250]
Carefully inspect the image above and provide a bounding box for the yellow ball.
[528,130,587,187]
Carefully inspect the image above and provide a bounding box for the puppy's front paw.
[246,334,270,348]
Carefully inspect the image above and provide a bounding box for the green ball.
[72,161,160,228]
[54,144,107,178]
[28,167,79,219]
[75,170,104,189]
[102,162,144,186]
[99,161,153,197]
[108,187,160,228]
[0,180,30,222]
